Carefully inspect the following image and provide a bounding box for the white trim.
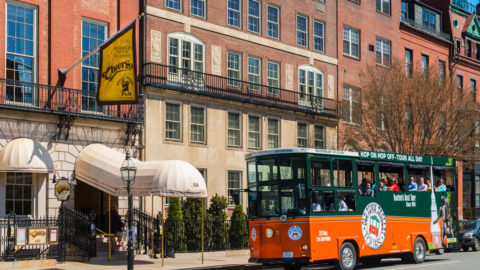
[5,1,38,99]
[245,148,359,159]
[165,101,183,141]
[266,117,280,149]
[190,104,207,144]
[297,122,309,148]
[227,111,242,148]
[266,4,280,40]
[227,0,242,28]
[247,0,261,34]
[146,6,338,65]
[247,114,262,150]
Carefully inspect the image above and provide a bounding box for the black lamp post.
[120,151,136,270]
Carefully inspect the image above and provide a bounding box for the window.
[343,85,361,124]
[422,9,436,31]
[191,106,205,144]
[314,125,324,149]
[82,19,107,112]
[439,60,446,83]
[297,123,308,147]
[313,20,325,52]
[166,103,182,140]
[267,5,279,39]
[6,2,36,104]
[228,171,242,205]
[471,79,477,103]
[401,1,408,19]
[228,0,241,28]
[267,118,279,149]
[421,54,429,74]
[248,115,261,149]
[333,159,353,187]
[467,40,472,57]
[297,15,308,47]
[247,56,261,92]
[376,38,391,66]
[267,61,280,96]
[6,173,33,215]
[248,0,261,34]
[376,0,391,15]
[168,33,204,74]
[299,66,323,99]
[227,51,241,88]
[198,169,207,185]
[457,75,463,97]
[191,0,205,18]
[404,48,413,76]
[310,157,331,186]
[166,0,181,10]
[343,26,360,58]
[228,112,242,147]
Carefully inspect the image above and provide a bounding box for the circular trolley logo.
[288,226,303,241]
[251,228,257,242]
[362,202,387,250]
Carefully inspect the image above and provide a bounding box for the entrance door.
[74,180,118,232]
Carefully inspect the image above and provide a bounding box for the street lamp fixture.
[120,150,136,270]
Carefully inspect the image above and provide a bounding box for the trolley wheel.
[282,262,303,270]
[336,242,357,270]
[403,237,426,264]
[473,238,480,251]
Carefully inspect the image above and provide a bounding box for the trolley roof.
[245,148,455,167]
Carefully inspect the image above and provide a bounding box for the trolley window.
[310,157,331,186]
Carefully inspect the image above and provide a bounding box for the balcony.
[143,63,338,118]
[452,0,476,14]
[400,17,452,42]
[0,78,142,123]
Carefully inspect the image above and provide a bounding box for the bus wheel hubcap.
[415,242,425,260]
[342,247,354,267]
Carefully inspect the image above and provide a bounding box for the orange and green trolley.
[245,148,458,270]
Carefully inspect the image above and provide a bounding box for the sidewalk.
[32,250,263,270]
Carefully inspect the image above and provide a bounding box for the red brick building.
[337,0,402,150]
[421,0,480,216]
[0,0,141,222]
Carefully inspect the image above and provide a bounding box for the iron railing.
[0,206,95,262]
[0,78,142,123]
[143,63,338,118]
[0,214,59,261]
[400,17,451,42]
[452,0,476,14]
[132,208,249,256]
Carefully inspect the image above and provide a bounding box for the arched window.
[298,65,323,100]
[167,32,205,75]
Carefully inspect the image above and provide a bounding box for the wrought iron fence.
[132,209,249,256]
[0,214,59,261]
[0,205,95,262]
[143,63,338,117]
[0,78,142,123]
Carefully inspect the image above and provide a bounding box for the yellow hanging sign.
[97,22,137,104]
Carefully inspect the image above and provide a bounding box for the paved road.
[262,250,478,270]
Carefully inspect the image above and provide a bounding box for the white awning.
[75,144,207,197]
[148,160,207,197]
[0,138,54,173]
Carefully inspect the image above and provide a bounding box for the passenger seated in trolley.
[338,194,348,211]
[312,192,323,212]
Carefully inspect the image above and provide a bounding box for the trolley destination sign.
[359,150,454,167]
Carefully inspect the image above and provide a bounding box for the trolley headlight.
[302,244,308,251]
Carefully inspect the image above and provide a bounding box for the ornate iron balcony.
[0,78,142,123]
[143,63,338,118]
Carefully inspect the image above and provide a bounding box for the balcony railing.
[143,63,338,117]
[452,0,476,14]
[400,17,451,42]
[0,78,142,123]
